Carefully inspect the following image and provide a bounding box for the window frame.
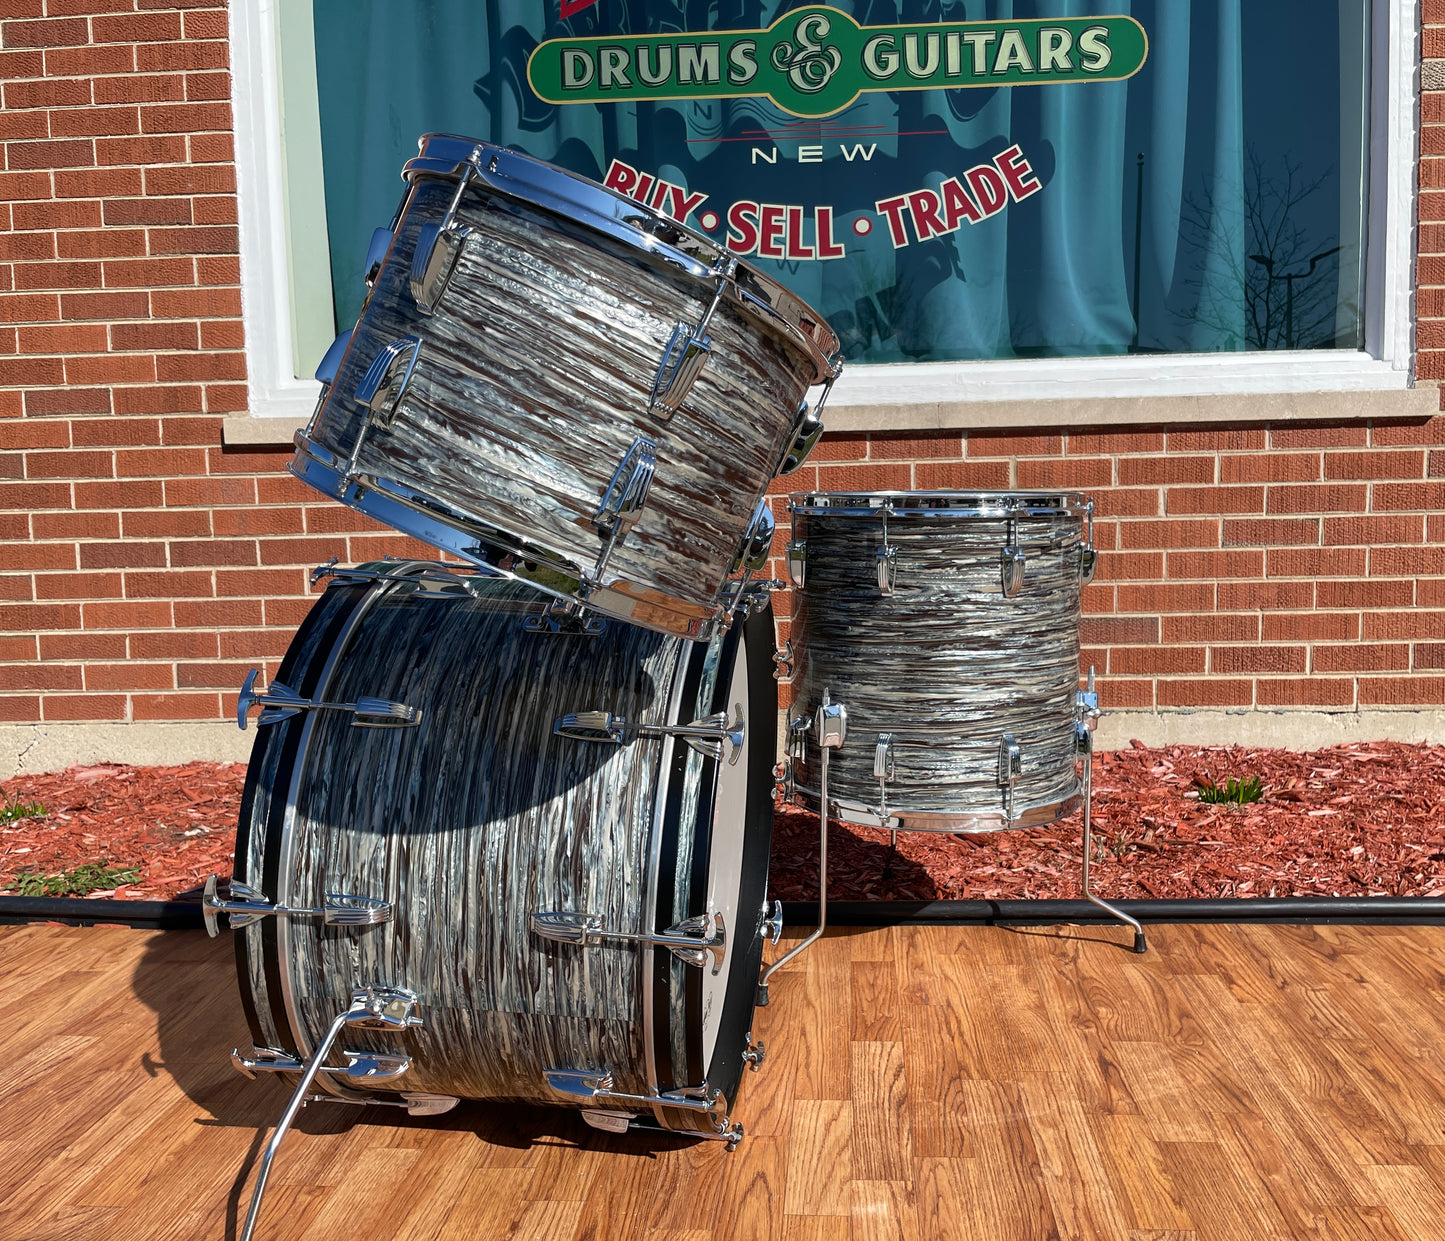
[225,0,1425,443]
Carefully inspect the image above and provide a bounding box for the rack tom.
[783,491,1098,832]
[293,134,841,640]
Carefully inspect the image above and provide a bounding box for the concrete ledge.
[1,722,254,780]
[1095,709,1445,751]
[7,711,1444,780]
[221,415,306,447]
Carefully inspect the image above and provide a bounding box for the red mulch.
[3,741,1445,902]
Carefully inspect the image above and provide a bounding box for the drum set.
[202,135,1142,1240]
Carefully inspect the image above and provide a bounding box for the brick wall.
[1,0,1444,748]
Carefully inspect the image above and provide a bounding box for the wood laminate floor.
[5,919,1445,1240]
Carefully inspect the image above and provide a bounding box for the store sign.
[528,8,1148,118]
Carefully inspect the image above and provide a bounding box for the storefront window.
[313,1,1370,365]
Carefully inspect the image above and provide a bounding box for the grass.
[8,861,142,897]
[1196,775,1265,805]
[0,797,45,824]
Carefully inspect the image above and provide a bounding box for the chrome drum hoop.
[297,135,841,641]
[785,491,1093,830]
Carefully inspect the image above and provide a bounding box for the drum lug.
[998,733,1023,823]
[591,436,657,581]
[816,690,848,749]
[530,908,727,973]
[775,396,826,476]
[1076,665,1100,722]
[553,704,746,765]
[314,328,353,387]
[202,874,393,937]
[354,335,422,430]
[741,1036,766,1073]
[237,669,422,730]
[650,256,736,415]
[874,733,896,821]
[786,540,807,589]
[772,639,794,681]
[787,714,812,761]
[1001,513,1026,597]
[362,226,393,287]
[523,597,607,635]
[231,1046,304,1079]
[729,499,776,576]
[230,1043,411,1084]
[1079,544,1098,585]
[410,220,471,314]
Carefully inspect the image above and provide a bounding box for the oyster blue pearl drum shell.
[293,134,841,641]
[786,491,1096,832]
[233,566,777,1138]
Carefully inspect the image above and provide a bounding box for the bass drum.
[232,565,779,1141]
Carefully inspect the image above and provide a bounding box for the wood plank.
[783,1100,851,1216]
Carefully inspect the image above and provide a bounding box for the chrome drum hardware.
[291,134,841,640]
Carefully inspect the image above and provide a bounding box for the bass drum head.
[232,566,776,1138]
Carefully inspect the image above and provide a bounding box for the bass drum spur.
[226,564,780,1143]
[783,491,1099,832]
[293,133,842,641]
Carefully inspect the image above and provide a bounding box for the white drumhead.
[700,625,751,1068]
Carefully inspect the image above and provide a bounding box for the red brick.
[1374,482,1445,510]
[51,106,141,140]
[203,383,248,412]
[159,415,221,445]
[0,601,80,630]
[43,44,134,76]
[84,662,174,692]
[1265,548,1368,578]
[1373,547,1445,576]
[1256,678,1355,707]
[0,480,72,510]
[1324,515,1425,545]
[69,418,160,449]
[262,597,313,627]
[1066,429,1165,455]
[1217,580,1314,611]
[121,509,210,539]
[1161,614,1261,644]
[1316,579,1417,609]
[131,691,220,720]
[1118,456,1215,486]
[1209,646,1308,674]
[33,510,118,540]
[5,541,75,570]
[912,461,1013,490]
[95,135,187,166]
[0,663,82,692]
[100,257,194,288]
[148,224,238,256]
[114,384,204,415]
[164,476,254,506]
[12,200,102,233]
[0,46,43,72]
[3,76,89,109]
[1081,617,1160,645]
[33,570,122,599]
[7,139,93,170]
[196,256,240,284]
[1362,612,1445,640]
[91,10,183,41]
[1166,428,1268,453]
[1222,518,1319,547]
[1220,453,1321,484]
[218,629,293,660]
[19,323,108,353]
[0,108,60,140]
[1266,484,1369,514]
[169,538,255,567]
[1017,458,1112,489]
[198,320,244,350]
[130,630,218,660]
[65,354,156,386]
[1324,449,1425,480]
[43,693,128,721]
[0,233,56,263]
[1,16,88,46]
[114,446,207,477]
[1109,646,1205,675]
[1156,679,1253,708]
[187,132,233,163]
[174,597,261,627]
[80,599,171,629]
[79,541,167,570]
[141,101,232,136]
[257,536,348,566]
[124,569,212,599]
[59,290,148,321]
[1115,583,1215,612]
[1093,551,1162,582]
[0,697,41,723]
[868,434,962,460]
[39,632,124,660]
[110,320,200,352]
[1270,424,1369,449]
[1421,581,1445,609]
[1372,417,1445,446]
[73,478,161,508]
[0,355,64,386]
[1416,643,1445,670]
[0,292,60,322]
[175,661,249,689]
[301,506,385,535]
[967,432,1063,457]
[255,475,317,505]
[25,448,113,479]
[53,166,141,198]
[1313,643,1411,672]
[1359,677,1445,705]
[93,72,186,105]
[13,261,103,291]
[103,198,193,229]
[136,41,228,72]
[1166,486,1264,515]
[156,351,243,382]
[181,8,227,38]
[0,420,68,450]
[344,534,437,563]
[56,230,151,263]
[1166,550,1263,580]
[143,164,235,198]
[185,71,231,101]
[150,286,241,318]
